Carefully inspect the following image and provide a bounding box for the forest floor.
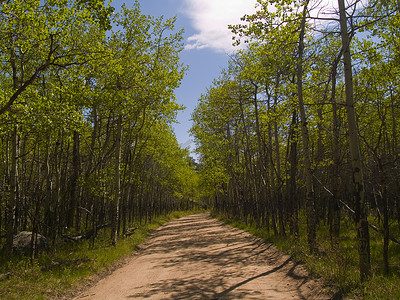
[72,213,331,299]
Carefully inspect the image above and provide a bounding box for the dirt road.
[75,213,330,299]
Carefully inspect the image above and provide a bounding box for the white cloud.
[181,0,367,53]
[182,0,259,53]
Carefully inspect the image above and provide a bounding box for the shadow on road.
[126,213,322,299]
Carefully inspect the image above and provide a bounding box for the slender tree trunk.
[268,120,278,236]
[378,161,389,274]
[31,145,43,262]
[68,131,81,229]
[238,84,258,225]
[5,126,18,255]
[389,87,400,233]
[266,87,281,236]
[121,146,131,236]
[5,41,19,256]
[111,114,122,246]
[51,132,62,249]
[20,134,28,231]
[330,56,341,248]
[252,83,264,225]
[288,110,299,238]
[297,0,316,252]
[338,0,371,281]
[273,76,285,236]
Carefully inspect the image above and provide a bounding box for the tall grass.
[215,211,400,299]
[0,209,205,299]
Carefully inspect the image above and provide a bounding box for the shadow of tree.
[125,213,326,299]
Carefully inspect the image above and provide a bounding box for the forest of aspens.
[0,0,400,298]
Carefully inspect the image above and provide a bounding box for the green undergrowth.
[214,212,400,299]
[0,209,205,299]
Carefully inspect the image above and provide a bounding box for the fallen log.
[123,227,138,237]
[41,257,93,271]
[63,224,111,242]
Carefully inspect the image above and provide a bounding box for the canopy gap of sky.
[113,0,341,157]
[109,0,259,156]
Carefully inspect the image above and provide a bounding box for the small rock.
[12,231,49,254]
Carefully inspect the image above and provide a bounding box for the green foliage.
[0,0,198,265]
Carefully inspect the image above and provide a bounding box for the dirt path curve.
[75,213,330,299]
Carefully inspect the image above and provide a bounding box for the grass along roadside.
[0,209,205,300]
[214,212,400,300]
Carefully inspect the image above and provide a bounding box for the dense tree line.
[0,0,199,258]
[191,0,400,281]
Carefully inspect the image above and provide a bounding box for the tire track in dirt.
[75,213,330,299]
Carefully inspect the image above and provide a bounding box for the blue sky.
[112,0,259,154]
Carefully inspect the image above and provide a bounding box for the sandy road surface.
[75,213,330,299]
